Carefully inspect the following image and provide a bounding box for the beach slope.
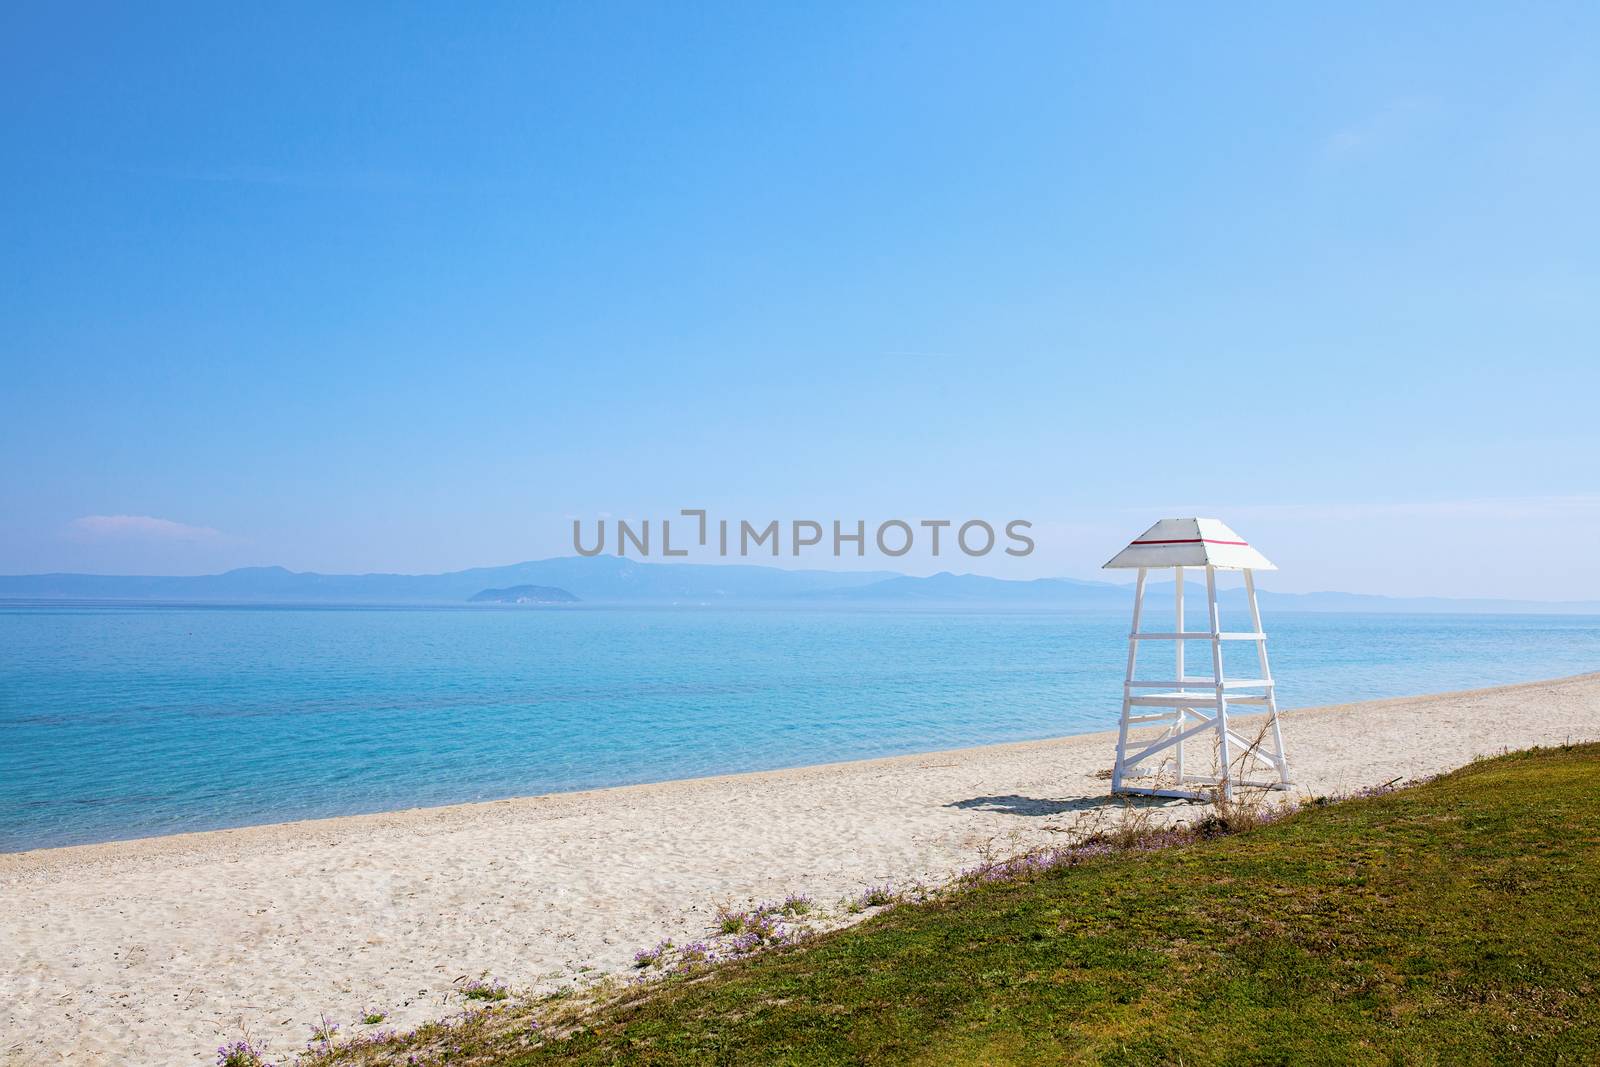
[2,673,1597,1064]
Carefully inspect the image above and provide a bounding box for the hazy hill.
[0,556,897,604]
[467,585,579,604]
[821,572,1600,615]
[2,557,1597,613]
[815,572,1130,607]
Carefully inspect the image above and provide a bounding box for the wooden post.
[1173,566,1185,783]
[1111,568,1147,794]
[1206,565,1233,802]
[1244,569,1291,787]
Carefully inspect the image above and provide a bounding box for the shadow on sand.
[944,793,1193,817]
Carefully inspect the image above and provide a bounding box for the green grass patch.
[316,744,1600,1065]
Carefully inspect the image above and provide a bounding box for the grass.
[461,977,511,1003]
[302,744,1600,1065]
[715,904,749,935]
[777,894,813,917]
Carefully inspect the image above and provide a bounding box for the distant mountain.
[1,557,1597,614]
[467,584,579,604]
[1250,589,1600,615]
[819,573,1600,615]
[816,572,1130,607]
[0,556,898,605]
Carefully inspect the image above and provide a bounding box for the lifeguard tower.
[1103,518,1291,800]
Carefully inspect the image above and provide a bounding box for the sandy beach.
[3,672,1597,1065]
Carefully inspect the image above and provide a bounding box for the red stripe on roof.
[1129,538,1249,546]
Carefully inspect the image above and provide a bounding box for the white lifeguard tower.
[1104,518,1291,801]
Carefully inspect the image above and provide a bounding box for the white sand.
[3,672,1597,1066]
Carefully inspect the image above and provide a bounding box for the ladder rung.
[1126,678,1273,689]
[1112,786,1212,800]
[1176,775,1288,788]
[1130,694,1270,707]
[1130,632,1265,641]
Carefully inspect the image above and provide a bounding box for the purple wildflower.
[857,884,897,909]
[216,1039,274,1067]
[779,893,814,916]
[461,976,510,1001]
[632,939,673,968]
[677,939,715,964]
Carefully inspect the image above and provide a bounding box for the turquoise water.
[2,605,1597,851]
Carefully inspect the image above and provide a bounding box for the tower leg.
[1111,568,1147,794]
[1205,565,1233,802]
[1244,569,1291,787]
[1173,566,1185,784]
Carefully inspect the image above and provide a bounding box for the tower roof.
[1102,517,1276,571]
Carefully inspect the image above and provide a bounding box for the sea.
[3,604,1598,851]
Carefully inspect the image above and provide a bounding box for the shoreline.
[8,670,1597,864]
[3,671,1597,1065]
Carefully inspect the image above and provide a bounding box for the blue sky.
[2,3,1597,598]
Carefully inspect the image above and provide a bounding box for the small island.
[467,584,579,605]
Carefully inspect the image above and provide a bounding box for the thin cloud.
[67,514,224,543]
[1322,97,1434,158]
[1150,495,1600,523]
